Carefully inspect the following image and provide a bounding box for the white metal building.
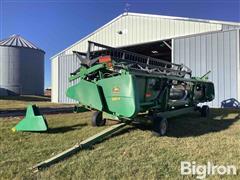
[51,12,240,107]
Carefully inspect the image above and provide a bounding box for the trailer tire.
[92,111,106,126]
[201,105,210,117]
[152,117,168,136]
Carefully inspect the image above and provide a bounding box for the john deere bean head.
[67,41,214,136]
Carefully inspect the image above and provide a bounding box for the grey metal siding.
[0,46,44,96]
[173,29,240,107]
[58,54,80,103]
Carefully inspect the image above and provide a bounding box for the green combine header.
[14,41,215,170]
[67,41,214,136]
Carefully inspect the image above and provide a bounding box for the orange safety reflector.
[99,56,111,63]
[145,92,152,97]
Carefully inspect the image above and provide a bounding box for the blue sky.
[1,0,239,88]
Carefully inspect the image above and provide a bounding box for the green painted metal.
[69,64,105,82]
[66,79,103,111]
[97,73,140,118]
[31,122,126,171]
[12,105,48,132]
[67,65,214,119]
[69,66,87,82]
[67,66,214,119]
[66,41,215,123]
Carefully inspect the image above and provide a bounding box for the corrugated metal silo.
[0,34,45,96]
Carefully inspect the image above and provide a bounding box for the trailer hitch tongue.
[30,122,126,172]
[12,104,48,132]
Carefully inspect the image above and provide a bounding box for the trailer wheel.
[92,111,106,126]
[152,117,168,136]
[201,105,210,117]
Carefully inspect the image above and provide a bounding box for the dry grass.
[0,95,71,110]
[0,109,239,179]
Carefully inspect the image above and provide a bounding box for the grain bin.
[0,35,45,96]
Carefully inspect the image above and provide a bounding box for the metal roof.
[0,34,43,51]
[51,12,240,59]
[128,12,240,26]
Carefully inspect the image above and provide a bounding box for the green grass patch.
[0,95,72,110]
[0,109,239,179]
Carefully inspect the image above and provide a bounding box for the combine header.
[15,41,214,171]
[67,41,215,136]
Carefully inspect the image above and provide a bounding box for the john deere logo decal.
[112,87,120,94]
